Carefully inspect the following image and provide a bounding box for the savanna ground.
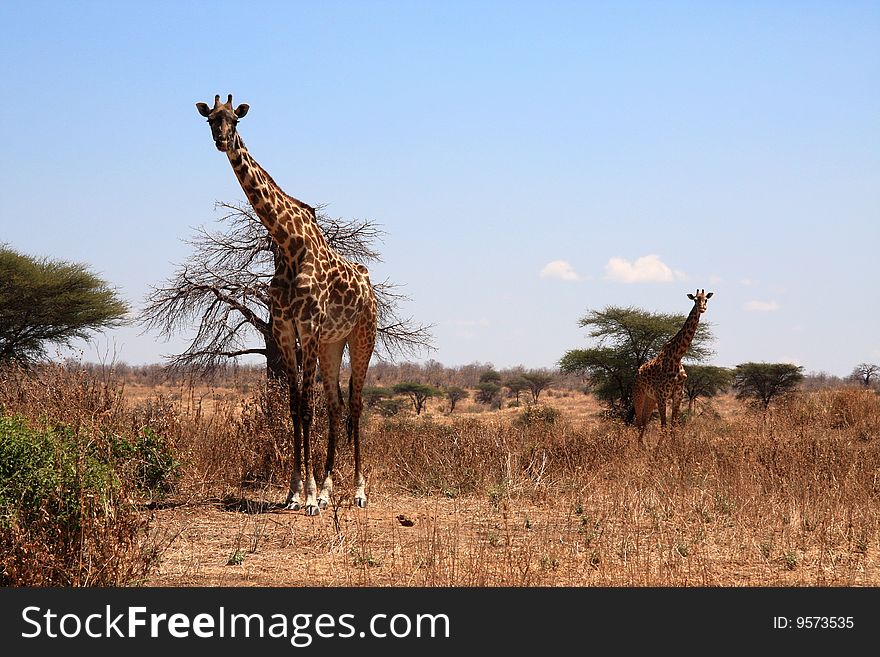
[2,363,879,587]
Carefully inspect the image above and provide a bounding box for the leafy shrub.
[376,398,408,417]
[112,426,180,497]
[0,414,159,586]
[513,404,561,428]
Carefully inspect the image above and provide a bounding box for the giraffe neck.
[661,302,701,363]
[225,134,326,266]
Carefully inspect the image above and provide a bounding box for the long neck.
[225,134,323,263]
[662,303,701,362]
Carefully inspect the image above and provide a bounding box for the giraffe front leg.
[304,472,319,516]
[670,366,687,429]
[317,339,346,511]
[301,399,319,516]
[284,371,304,510]
[670,384,684,429]
[285,471,304,511]
[300,336,321,517]
[318,475,334,510]
[354,474,367,509]
[654,394,669,450]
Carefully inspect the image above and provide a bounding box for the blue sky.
[1,1,877,376]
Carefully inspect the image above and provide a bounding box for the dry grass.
[3,362,879,586]
[150,387,880,587]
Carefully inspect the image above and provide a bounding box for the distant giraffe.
[633,289,713,447]
[196,94,377,515]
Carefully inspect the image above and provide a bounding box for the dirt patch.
[146,485,879,587]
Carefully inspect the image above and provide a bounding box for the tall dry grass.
[3,362,878,586]
[335,395,878,586]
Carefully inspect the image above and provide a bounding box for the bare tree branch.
[139,201,434,376]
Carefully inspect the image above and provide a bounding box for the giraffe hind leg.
[348,317,375,509]
[350,374,367,508]
[633,382,654,449]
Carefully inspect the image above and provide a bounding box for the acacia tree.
[559,305,714,419]
[479,369,502,385]
[681,365,734,413]
[521,370,554,404]
[140,202,434,379]
[0,246,128,364]
[851,363,880,388]
[503,375,529,406]
[392,382,442,415]
[363,386,393,409]
[475,381,502,407]
[733,362,804,410]
[474,369,503,408]
[444,386,468,414]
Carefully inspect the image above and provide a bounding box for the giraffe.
[196,94,377,515]
[633,289,713,447]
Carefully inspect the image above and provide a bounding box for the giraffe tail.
[345,377,354,444]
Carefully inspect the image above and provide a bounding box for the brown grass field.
[2,364,879,587]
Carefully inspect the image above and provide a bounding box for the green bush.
[0,415,116,529]
[513,404,561,428]
[112,426,180,497]
[0,414,159,586]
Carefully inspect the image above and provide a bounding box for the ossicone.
[195,93,249,119]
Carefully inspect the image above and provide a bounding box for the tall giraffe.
[196,94,377,515]
[633,289,713,447]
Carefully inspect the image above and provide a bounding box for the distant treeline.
[69,358,582,391]
[67,358,858,393]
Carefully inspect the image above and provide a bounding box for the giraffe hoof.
[305,505,320,517]
[284,492,302,511]
[317,498,329,510]
[355,496,367,509]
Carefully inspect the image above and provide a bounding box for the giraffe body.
[633,289,713,447]
[197,95,377,514]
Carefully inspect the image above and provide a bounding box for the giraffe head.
[686,289,714,313]
[195,94,250,152]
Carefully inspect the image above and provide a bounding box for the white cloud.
[539,260,580,281]
[603,254,683,283]
[744,300,779,312]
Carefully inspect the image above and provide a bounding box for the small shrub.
[113,427,180,498]
[376,398,408,417]
[513,405,561,428]
[0,414,158,586]
[226,549,246,566]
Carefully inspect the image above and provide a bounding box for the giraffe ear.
[196,102,211,117]
[687,294,695,300]
[234,104,250,118]
[706,292,714,299]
